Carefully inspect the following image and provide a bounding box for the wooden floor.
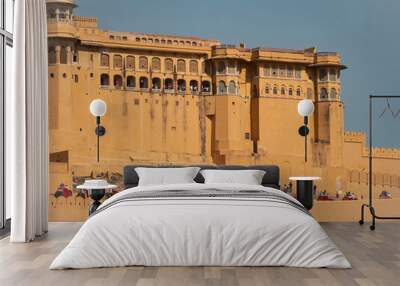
[0,222,399,286]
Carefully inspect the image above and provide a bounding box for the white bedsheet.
[50,183,351,269]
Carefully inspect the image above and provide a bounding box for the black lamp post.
[89,99,107,162]
[297,99,315,162]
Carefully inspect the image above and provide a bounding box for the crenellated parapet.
[73,16,98,28]
[344,131,366,143]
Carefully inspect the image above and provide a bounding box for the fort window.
[152,78,161,90]
[179,41,185,45]
[155,39,160,43]
[279,65,286,77]
[186,41,191,45]
[177,79,186,93]
[126,56,135,69]
[190,60,198,74]
[165,78,173,90]
[281,86,286,95]
[48,47,56,64]
[101,54,109,67]
[307,88,313,99]
[320,88,328,99]
[127,76,136,88]
[122,36,128,41]
[148,38,153,43]
[295,67,301,79]
[228,81,236,94]
[296,87,302,96]
[60,47,67,64]
[319,68,328,81]
[330,88,337,99]
[72,50,79,63]
[264,64,270,76]
[113,55,123,69]
[273,86,278,95]
[217,61,226,74]
[265,85,270,94]
[165,58,173,73]
[177,59,186,73]
[227,60,236,74]
[142,38,147,42]
[139,56,148,70]
[173,40,178,45]
[100,74,109,86]
[329,69,337,81]
[287,66,294,77]
[74,75,78,83]
[135,37,140,42]
[218,81,227,95]
[139,77,148,89]
[114,75,123,89]
[272,65,278,76]
[203,61,211,74]
[201,81,210,93]
[190,80,198,93]
[192,42,197,46]
[151,57,161,71]
[167,40,172,44]
[288,87,293,96]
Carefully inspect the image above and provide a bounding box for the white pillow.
[135,167,200,186]
[200,169,266,185]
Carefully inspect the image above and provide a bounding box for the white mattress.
[50,183,351,269]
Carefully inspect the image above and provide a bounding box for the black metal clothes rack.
[359,95,400,230]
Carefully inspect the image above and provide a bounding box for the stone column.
[66,46,72,65]
[55,45,61,64]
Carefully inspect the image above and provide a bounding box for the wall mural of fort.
[47,0,400,221]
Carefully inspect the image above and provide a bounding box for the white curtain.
[7,0,49,242]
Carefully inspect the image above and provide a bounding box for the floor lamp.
[297,99,315,162]
[89,99,107,162]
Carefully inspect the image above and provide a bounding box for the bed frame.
[123,165,280,190]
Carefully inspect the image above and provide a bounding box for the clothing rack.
[359,95,400,230]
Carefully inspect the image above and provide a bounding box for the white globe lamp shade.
[90,99,107,117]
[297,99,315,117]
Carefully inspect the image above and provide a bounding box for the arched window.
[307,88,313,99]
[281,86,286,95]
[192,41,197,46]
[165,58,173,73]
[273,86,278,95]
[228,81,236,94]
[48,47,56,64]
[319,68,328,81]
[190,60,198,74]
[272,65,278,76]
[101,54,109,67]
[330,88,337,99]
[139,56,148,70]
[127,76,135,88]
[100,74,109,86]
[113,55,122,68]
[177,79,186,92]
[152,57,161,71]
[177,59,186,73]
[203,61,211,74]
[218,81,226,94]
[265,85,270,94]
[288,87,293,96]
[279,65,286,77]
[139,77,148,89]
[74,74,79,83]
[295,67,301,79]
[190,80,198,93]
[217,61,226,74]
[113,75,123,88]
[227,60,236,74]
[296,87,302,96]
[164,78,173,90]
[72,50,79,63]
[126,56,135,69]
[60,47,67,64]
[152,77,161,90]
[320,88,328,99]
[264,64,270,76]
[201,81,210,93]
[287,66,294,77]
[329,69,337,81]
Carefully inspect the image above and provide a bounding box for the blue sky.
[76,0,400,147]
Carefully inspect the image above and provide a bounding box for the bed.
[50,165,351,269]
